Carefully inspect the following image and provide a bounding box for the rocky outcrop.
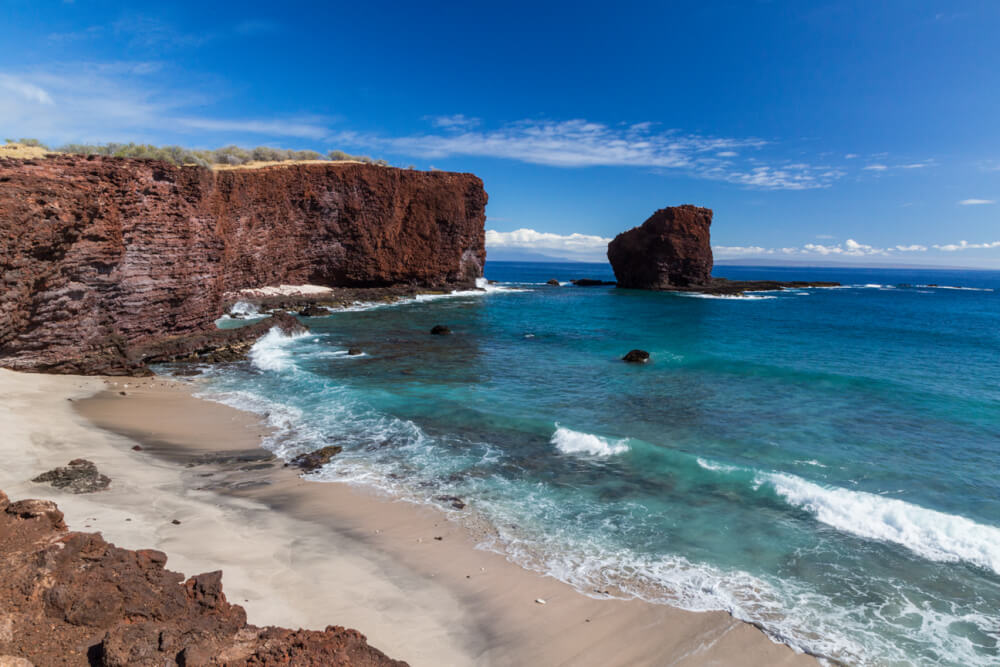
[290,445,343,473]
[607,205,840,294]
[31,459,110,494]
[0,489,406,666]
[607,205,713,289]
[0,155,486,375]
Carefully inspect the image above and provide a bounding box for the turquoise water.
[198,262,1000,665]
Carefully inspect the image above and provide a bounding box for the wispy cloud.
[0,74,54,105]
[715,238,1000,259]
[958,198,995,206]
[427,114,481,129]
[0,64,333,144]
[177,116,330,140]
[343,119,845,190]
[486,228,611,261]
[933,240,1000,251]
[863,164,888,171]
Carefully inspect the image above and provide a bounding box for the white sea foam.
[247,326,310,373]
[696,457,739,473]
[762,472,1000,574]
[919,285,992,292]
[794,459,827,468]
[551,425,629,456]
[676,293,777,300]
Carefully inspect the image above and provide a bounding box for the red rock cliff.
[0,155,486,373]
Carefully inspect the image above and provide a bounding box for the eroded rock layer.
[0,489,406,666]
[0,155,486,374]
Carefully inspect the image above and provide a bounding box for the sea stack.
[606,205,713,289]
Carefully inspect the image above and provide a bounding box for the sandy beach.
[0,368,816,666]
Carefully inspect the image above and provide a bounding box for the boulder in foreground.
[0,489,406,666]
[607,205,713,289]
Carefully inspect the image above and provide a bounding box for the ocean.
[194,261,1000,665]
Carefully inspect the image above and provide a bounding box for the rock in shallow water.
[31,459,110,494]
[290,446,344,472]
[430,325,452,335]
[622,350,650,363]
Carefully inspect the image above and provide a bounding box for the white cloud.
[713,245,773,257]
[863,164,888,171]
[712,238,1000,258]
[958,198,995,206]
[428,114,480,129]
[933,240,1000,251]
[716,150,738,157]
[486,228,611,260]
[844,153,859,159]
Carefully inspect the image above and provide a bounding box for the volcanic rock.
[31,459,111,494]
[546,279,560,286]
[298,305,331,317]
[290,445,343,472]
[430,325,452,335]
[622,350,650,363]
[607,205,713,289]
[0,155,486,375]
[347,348,363,356]
[0,490,405,666]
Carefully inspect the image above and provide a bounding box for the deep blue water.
[197,262,1000,665]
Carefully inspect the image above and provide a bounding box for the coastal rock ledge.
[0,488,407,666]
[607,205,714,289]
[0,155,486,375]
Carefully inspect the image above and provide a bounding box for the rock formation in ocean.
[0,155,486,375]
[0,488,407,666]
[607,205,839,294]
[606,205,714,289]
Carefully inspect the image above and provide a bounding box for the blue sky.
[2,0,999,266]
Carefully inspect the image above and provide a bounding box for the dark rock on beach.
[31,459,111,494]
[430,325,452,335]
[290,445,344,473]
[347,348,363,356]
[435,495,467,510]
[298,305,332,317]
[546,279,561,286]
[0,489,406,666]
[622,350,650,363]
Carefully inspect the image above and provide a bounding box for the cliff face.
[606,205,713,289]
[0,155,486,373]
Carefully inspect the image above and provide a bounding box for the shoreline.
[0,368,816,665]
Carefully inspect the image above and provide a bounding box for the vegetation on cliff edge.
[2,138,389,168]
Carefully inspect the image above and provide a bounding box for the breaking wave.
[551,425,629,456]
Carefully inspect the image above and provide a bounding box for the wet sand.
[0,368,817,666]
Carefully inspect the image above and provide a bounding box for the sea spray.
[247,326,311,373]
